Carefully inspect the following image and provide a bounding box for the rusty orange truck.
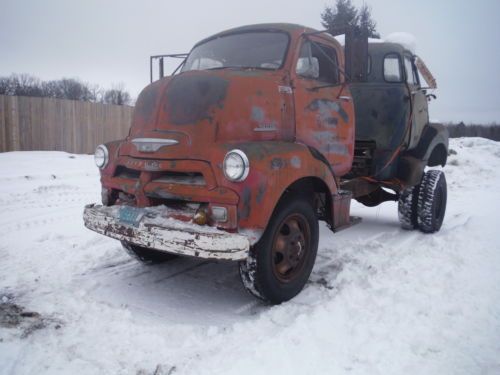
[83,24,448,304]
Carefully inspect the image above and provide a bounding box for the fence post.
[0,96,6,152]
[5,96,21,151]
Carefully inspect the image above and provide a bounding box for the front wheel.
[239,197,319,304]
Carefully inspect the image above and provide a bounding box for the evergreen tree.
[358,4,380,38]
[321,0,380,38]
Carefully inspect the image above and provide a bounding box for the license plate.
[118,206,144,227]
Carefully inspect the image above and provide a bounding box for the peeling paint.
[164,73,229,125]
[290,156,301,168]
[306,99,349,123]
[256,184,266,204]
[240,187,251,219]
[271,158,285,170]
[251,106,265,122]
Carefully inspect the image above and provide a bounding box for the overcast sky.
[1,0,499,123]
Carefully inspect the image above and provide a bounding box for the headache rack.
[150,53,188,83]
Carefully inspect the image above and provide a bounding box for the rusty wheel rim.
[271,213,310,283]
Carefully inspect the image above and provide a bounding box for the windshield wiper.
[204,66,275,71]
[204,66,233,71]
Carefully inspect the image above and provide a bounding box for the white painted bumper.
[83,204,250,261]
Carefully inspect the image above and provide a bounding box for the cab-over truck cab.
[84,24,447,304]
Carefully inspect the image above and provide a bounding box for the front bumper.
[83,204,250,261]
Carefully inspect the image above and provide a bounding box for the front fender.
[218,142,337,232]
[99,140,123,177]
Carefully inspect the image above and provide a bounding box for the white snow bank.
[1,140,500,374]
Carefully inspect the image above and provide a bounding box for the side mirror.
[296,57,320,79]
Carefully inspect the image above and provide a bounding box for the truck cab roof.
[365,42,415,83]
[195,23,337,47]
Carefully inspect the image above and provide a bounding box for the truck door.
[293,38,354,177]
[404,54,428,149]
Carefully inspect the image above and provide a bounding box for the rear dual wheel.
[239,197,319,304]
[417,170,447,233]
[398,170,447,233]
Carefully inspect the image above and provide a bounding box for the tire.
[417,170,447,233]
[239,197,319,304]
[121,241,179,263]
[398,185,419,230]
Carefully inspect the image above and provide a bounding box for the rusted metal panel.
[103,140,338,233]
[331,190,352,229]
[107,25,350,234]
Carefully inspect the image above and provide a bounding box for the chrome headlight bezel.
[94,144,109,169]
[223,149,250,182]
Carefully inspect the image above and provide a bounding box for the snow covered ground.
[1,138,499,375]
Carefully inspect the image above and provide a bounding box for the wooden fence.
[0,95,134,154]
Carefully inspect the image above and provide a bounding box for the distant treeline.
[444,122,500,141]
[0,74,132,106]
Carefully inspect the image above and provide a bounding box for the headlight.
[94,144,109,169]
[223,149,249,182]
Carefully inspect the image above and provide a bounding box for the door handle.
[338,96,351,101]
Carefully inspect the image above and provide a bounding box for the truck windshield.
[182,32,289,72]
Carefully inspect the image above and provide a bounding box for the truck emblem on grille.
[145,160,161,170]
[131,138,179,152]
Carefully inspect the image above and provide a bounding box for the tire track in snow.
[0,212,82,238]
[0,191,96,210]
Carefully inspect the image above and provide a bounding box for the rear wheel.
[398,185,419,230]
[417,170,447,233]
[121,241,179,263]
[239,197,319,304]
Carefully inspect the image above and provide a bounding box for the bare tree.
[88,84,103,103]
[103,84,131,106]
[0,76,11,95]
[0,74,132,105]
[56,78,93,101]
[0,74,44,97]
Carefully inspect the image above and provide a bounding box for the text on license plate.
[118,206,144,227]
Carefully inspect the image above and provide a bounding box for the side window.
[404,55,417,85]
[384,54,402,82]
[296,41,339,84]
